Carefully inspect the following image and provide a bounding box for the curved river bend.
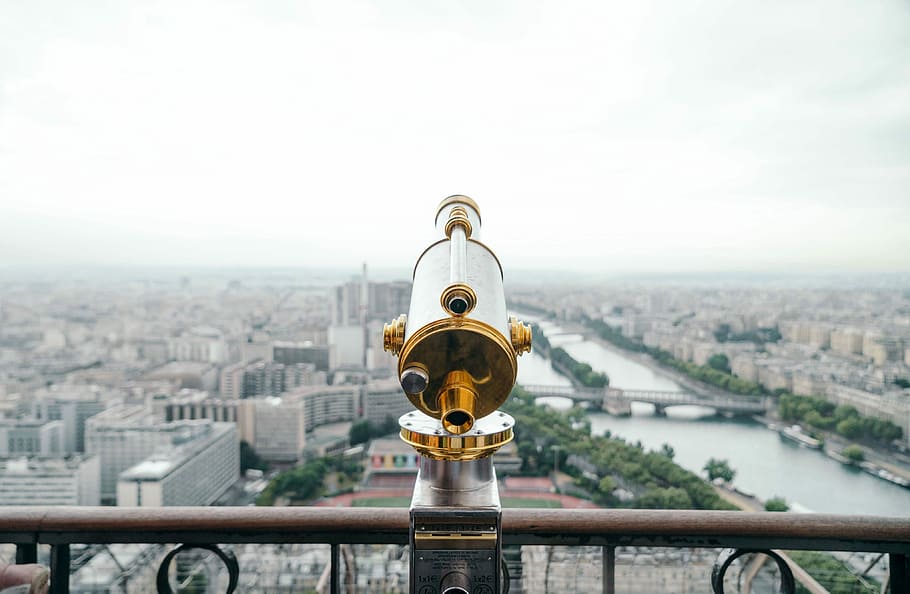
[515,318,910,516]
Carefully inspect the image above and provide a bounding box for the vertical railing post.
[603,546,615,594]
[892,554,909,594]
[16,543,38,564]
[331,543,340,594]
[49,544,70,594]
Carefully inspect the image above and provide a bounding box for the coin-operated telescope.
[383,196,531,594]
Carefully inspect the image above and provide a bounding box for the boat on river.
[859,462,910,489]
[779,425,822,449]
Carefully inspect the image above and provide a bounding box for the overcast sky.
[1,0,908,276]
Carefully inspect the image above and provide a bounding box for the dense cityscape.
[1,267,909,592]
[3,0,909,588]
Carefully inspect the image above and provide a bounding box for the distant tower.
[361,262,369,368]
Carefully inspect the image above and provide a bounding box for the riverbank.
[524,320,910,515]
[584,331,740,400]
[754,414,910,488]
[713,484,761,512]
[581,329,910,491]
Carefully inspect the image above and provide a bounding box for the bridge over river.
[522,384,770,416]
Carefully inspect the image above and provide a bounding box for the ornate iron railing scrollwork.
[155,543,239,594]
[711,548,796,594]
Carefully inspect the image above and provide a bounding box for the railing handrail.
[3,507,909,553]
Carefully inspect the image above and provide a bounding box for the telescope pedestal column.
[401,411,515,594]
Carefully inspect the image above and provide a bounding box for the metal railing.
[3,507,909,593]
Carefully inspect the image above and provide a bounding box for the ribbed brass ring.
[399,410,515,460]
[440,283,477,317]
[444,206,473,238]
[436,195,481,225]
[400,427,513,461]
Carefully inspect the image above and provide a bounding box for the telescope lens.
[448,296,468,315]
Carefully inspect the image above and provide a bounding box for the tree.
[660,443,676,460]
[714,324,731,343]
[379,415,399,436]
[836,417,862,439]
[703,458,736,482]
[240,440,268,473]
[842,445,864,464]
[349,420,372,445]
[764,496,789,512]
[834,405,858,422]
[707,354,731,373]
[638,487,693,509]
[804,410,834,431]
[598,476,617,494]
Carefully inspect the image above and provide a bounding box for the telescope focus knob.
[383,314,407,355]
[509,317,532,355]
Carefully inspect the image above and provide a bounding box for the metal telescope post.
[383,196,532,594]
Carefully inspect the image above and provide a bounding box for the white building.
[162,390,256,444]
[30,386,107,453]
[0,419,63,456]
[253,397,306,463]
[756,361,792,393]
[0,455,100,506]
[86,406,239,503]
[363,379,412,428]
[830,327,865,356]
[219,360,246,399]
[791,371,827,398]
[143,361,218,392]
[85,405,155,502]
[622,314,657,339]
[116,422,238,506]
[240,338,273,363]
[297,385,358,431]
[731,354,758,382]
[219,359,327,399]
[825,384,910,443]
[167,326,227,364]
[863,333,904,366]
[328,325,365,369]
[250,385,358,463]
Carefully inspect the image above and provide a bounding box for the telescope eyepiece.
[448,296,468,315]
[440,284,476,317]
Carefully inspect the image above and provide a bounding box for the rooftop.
[0,455,94,475]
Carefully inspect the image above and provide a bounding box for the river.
[515,317,910,517]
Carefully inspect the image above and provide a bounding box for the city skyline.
[1,0,909,274]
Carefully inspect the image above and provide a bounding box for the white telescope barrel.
[383,195,530,437]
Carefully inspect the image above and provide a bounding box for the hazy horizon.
[2,0,908,274]
[1,262,908,291]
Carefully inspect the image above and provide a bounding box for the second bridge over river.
[522,384,771,416]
